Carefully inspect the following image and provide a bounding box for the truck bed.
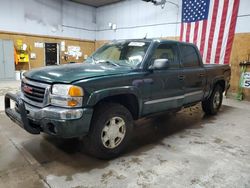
[203,63,231,97]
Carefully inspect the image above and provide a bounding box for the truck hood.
[24,63,132,83]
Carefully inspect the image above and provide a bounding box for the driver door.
[142,42,184,115]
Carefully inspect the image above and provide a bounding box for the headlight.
[50,84,84,108]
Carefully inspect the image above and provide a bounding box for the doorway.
[45,43,59,66]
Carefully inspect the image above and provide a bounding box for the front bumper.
[5,92,93,138]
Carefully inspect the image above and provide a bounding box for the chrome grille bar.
[21,78,51,108]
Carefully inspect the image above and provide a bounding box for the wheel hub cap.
[101,117,126,149]
[213,91,221,109]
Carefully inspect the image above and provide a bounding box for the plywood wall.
[229,33,250,100]
[0,31,95,71]
[95,40,109,50]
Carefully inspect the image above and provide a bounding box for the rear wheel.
[83,103,133,159]
[202,85,223,115]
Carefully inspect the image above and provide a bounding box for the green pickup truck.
[5,39,231,159]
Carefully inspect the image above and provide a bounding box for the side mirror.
[150,59,170,70]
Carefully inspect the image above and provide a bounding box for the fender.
[86,86,142,114]
[206,76,226,99]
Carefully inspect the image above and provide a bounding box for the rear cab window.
[179,44,201,68]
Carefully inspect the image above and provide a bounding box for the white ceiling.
[70,0,124,7]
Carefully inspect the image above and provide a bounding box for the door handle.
[178,75,185,80]
[199,73,205,77]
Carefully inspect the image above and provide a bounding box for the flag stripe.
[186,23,191,43]
[193,21,199,45]
[202,0,215,63]
[182,23,187,41]
[196,21,203,50]
[215,0,229,64]
[190,22,195,43]
[206,0,220,64]
[199,20,207,57]
[224,0,240,64]
[219,0,235,64]
[180,24,184,41]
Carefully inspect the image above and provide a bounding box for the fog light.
[68,99,78,107]
[59,109,83,120]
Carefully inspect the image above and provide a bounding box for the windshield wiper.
[91,56,97,63]
[93,59,120,67]
[90,56,121,67]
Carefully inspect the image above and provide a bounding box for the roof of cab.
[110,38,196,46]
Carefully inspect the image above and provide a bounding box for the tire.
[202,85,223,115]
[83,102,133,159]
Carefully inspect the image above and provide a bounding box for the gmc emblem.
[23,85,33,94]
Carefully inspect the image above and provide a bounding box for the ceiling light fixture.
[142,0,179,9]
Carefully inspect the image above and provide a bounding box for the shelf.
[239,62,250,66]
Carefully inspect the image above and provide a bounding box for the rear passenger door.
[179,44,206,105]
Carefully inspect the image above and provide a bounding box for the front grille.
[22,82,45,103]
[21,78,50,107]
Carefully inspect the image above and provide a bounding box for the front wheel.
[202,85,223,115]
[83,103,133,159]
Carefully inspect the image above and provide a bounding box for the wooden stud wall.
[0,31,95,71]
[229,33,250,100]
[95,40,109,50]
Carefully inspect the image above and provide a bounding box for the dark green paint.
[24,63,132,83]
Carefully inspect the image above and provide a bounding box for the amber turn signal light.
[68,86,84,97]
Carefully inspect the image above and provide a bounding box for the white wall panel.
[0,0,96,40]
[96,0,181,40]
[235,0,250,33]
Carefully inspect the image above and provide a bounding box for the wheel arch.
[87,87,141,120]
[206,78,226,99]
[214,80,226,91]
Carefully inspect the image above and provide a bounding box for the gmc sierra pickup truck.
[5,39,231,159]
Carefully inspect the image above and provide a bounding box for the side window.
[180,45,200,68]
[152,43,179,69]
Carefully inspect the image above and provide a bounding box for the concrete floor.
[0,81,250,188]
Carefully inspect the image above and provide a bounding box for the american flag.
[180,0,240,64]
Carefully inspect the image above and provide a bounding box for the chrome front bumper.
[25,102,84,121]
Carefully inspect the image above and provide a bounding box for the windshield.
[85,41,151,68]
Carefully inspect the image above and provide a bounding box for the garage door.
[0,40,15,80]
